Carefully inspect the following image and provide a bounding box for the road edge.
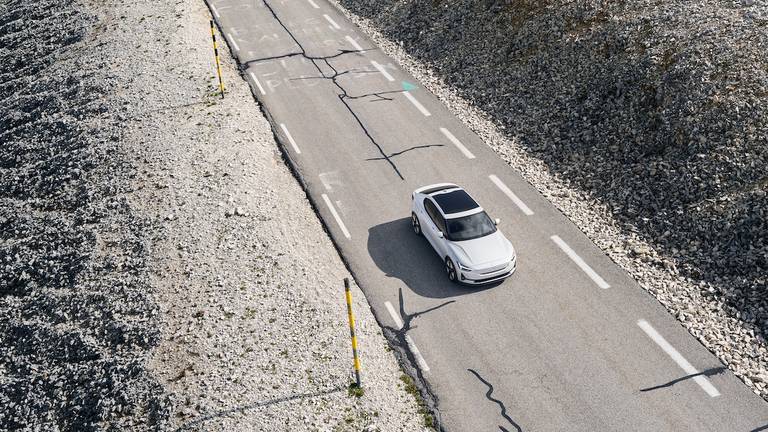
[205,3,443,430]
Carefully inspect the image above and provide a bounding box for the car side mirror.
[437,231,444,238]
[494,218,500,225]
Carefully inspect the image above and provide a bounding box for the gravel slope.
[329,0,768,400]
[0,0,169,429]
[1,0,430,430]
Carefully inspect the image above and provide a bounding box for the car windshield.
[446,211,497,242]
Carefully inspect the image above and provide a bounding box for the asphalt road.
[207,0,768,430]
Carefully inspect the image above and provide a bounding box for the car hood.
[449,230,514,267]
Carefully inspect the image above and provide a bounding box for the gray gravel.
[0,0,170,430]
[329,0,768,400]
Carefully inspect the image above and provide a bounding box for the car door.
[431,210,450,259]
[422,199,447,257]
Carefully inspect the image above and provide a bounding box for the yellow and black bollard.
[344,278,362,388]
[209,20,225,99]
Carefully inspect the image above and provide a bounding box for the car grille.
[479,263,508,274]
[473,270,512,283]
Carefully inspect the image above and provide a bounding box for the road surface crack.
[639,366,726,393]
[365,144,444,161]
[258,0,407,179]
[379,287,454,430]
[468,368,523,432]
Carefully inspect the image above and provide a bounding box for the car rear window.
[432,189,479,214]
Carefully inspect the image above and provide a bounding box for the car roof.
[431,188,480,215]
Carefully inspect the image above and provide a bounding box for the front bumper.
[459,257,517,285]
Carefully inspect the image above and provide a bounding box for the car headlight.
[458,261,473,271]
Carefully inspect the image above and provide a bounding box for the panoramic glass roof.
[433,189,480,215]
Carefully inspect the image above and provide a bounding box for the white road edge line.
[404,92,431,117]
[637,320,720,398]
[384,301,404,328]
[384,301,430,372]
[225,33,240,51]
[440,127,474,159]
[323,14,341,29]
[307,0,320,8]
[345,35,363,52]
[407,337,430,372]
[550,235,610,289]
[279,123,301,154]
[489,175,533,215]
[370,60,395,81]
[210,4,220,18]
[248,72,266,95]
[322,194,351,239]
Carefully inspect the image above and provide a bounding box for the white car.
[411,183,517,285]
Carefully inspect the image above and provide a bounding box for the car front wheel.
[445,257,458,283]
[411,212,422,236]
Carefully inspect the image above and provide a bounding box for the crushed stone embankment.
[1,0,169,429]
[329,0,768,400]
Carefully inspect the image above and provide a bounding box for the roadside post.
[209,20,225,99]
[344,278,362,389]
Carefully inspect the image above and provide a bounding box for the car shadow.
[367,217,502,299]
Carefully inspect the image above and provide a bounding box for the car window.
[424,199,446,233]
[446,211,497,241]
[434,215,446,233]
[424,199,437,221]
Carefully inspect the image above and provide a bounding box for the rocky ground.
[0,0,429,430]
[1,0,170,429]
[329,0,768,399]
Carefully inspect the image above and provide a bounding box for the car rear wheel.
[411,212,422,236]
[445,257,458,283]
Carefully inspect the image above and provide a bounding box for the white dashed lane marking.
[345,35,363,51]
[489,175,533,215]
[307,0,320,8]
[210,4,220,17]
[637,320,721,398]
[370,60,395,81]
[248,72,266,95]
[279,123,301,154]
[440,127,474,159]
[322,194,351,239]
[225,33,240,51]
[550,235,610,289]
[404,92,431,117]
[323,14,341,29]
[384,301,430,372]
[319,171,343,191]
